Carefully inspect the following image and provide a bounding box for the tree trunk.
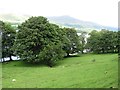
[102,48,105,53]
[81,49,84,54]
[3,58,5,62]
[47,60,52,67]
[9,55,12,61]
[67,53,70,57]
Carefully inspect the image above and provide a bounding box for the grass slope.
[2,54,118,88]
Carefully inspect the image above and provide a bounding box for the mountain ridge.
[47,15,117,31]
[0,14,117,32]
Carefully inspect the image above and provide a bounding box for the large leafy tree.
[63,28,81,56]
[98,29,118,53]
[86,30,99,53]
[0,21,3,61]
[13,16,65,66]
[0,21,16,61]
[112,31,118,53]
[118,31,120,56]
[86,29,118,53]
[79,31,87,53]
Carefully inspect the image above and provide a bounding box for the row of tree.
[86,30,118,53]
[0,16,81,66]
[0,16,118,66]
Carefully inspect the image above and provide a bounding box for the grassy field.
[2,54,118,88]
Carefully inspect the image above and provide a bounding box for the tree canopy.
[0,21,16,61]
[63,28,81,56]
[13,16,66,66]
[86,29,118,53]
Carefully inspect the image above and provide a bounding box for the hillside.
[47,15,117,32]
[0,14,117,32]
[0,13,30,24]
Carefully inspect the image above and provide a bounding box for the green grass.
[2,54,118,88]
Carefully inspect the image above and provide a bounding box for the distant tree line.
[86,30,118,53]
[0,16,118,66]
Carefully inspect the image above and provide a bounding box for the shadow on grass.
[2,60,66,68]
[64,54,81,58]
[2,60,47,68]
[2,54,82,68]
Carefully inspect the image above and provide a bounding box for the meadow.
[2,54,118,88]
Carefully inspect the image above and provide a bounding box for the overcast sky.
[0,0,119,27]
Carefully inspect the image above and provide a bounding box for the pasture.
[2,54,118,88]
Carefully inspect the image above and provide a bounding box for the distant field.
[2,54,118,88]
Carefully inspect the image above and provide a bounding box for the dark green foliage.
[13,16,65,66]
[0,21,16,61]
[38,42,64,66]
[63,28,81,56]
[0,21,3,60]
[0,21,15,60]
[86,30,100,53]
[86,29,118,53]
[79,31,87,53]
[118,31,120,56]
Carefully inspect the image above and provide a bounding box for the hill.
[0,14,117,32]
[47,15,117,32]
[0,13,30,24]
